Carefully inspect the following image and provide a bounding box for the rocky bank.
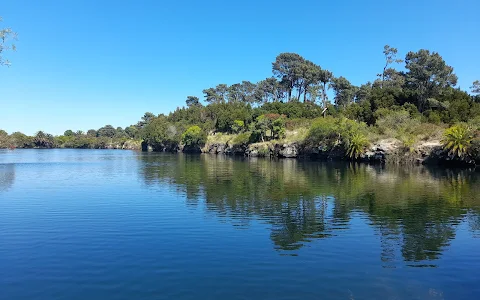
[199,139,478,167]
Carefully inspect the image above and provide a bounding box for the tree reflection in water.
[139,153,480,266]
[0,164,15,193]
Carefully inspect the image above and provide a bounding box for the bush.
[345,132,369,158]
[468,116,480,131]
[426,111,442,124]
[231,120,245,134]
[442,123,474,158]
[142,117,181,150]
[306,117,370,158]
[284,118,312,130]
[250,114,286,142]
[305,116,339,148]
[375,109,420,134]
[232,132,251,146]
[182,125,207,147]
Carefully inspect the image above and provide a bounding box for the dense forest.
[2,44,480,162]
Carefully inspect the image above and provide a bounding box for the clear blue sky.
[1,0,479,135]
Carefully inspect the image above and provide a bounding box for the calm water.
[1,150,480,300]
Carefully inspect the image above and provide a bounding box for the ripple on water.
[1,151,480,299]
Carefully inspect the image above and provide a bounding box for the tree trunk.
[381,65,387,88]
[322,82,327,117]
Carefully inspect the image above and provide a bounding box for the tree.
[272,53,305,101]
[471,80,480,95]
[137,112,156,128]
[227,83,243,103]
[10,132,32,148]
[203,84,229,103]
[181,126,207,147]
[97,125,116,137]
[330,77,357,107]
[251,114,285,142]
[115,127,127,138]
[203,87,220,103]
[0,17,17,66]
[215,84,229,102]
[141,116,180,151]
[64,130,74,137]
[318,69,333,115]
[228,81,257,104]
[405,49,458,112]
[355,82,372,103]
[378,45,403,87]
[239,81,256,103]
[231,120,245,133]
[255,77,284,103]
[299,60,322,102]
[87,129,97,137]
[125,126,138,138]
[186,96,200,107]
[34,131,54,148]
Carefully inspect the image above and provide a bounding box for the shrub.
[468,116,480,131]
[250,114,286,142]
[182,125,207,147]
[426,111,442,124]
[306,117,370,158]
[345,132,369,159]
[232,132,251,146]
[285,118,312,130]
[375,109,420,135]
[398,133,416,152]
[231,120,245,134]
[442,123,474,157]
[305,116,339,148]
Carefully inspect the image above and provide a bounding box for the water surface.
[1,149,480,299]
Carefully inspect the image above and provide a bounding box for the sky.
[1,0,479,135]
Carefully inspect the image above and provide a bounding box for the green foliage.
[426,111,442,124]
[205,102,252,133]
[142,116,180,151]
[399,134,417,152]
[186,96,200,107]
[442,123,474,158]
[330,76,357,107]
[345,132,369,159]
[471,80,480,95]
[306,117,339,148]
[250,114,286,142]
[256,101,324,119]
[87,129,97,137]
[182,126,207,147]
[375,109,420,136]
[64,130,74,137]
[231,120,245,134]
[97,125,116,137]
[306,117,370,158]
[10,132,33,148]
[404,49,458,111]
[7,50,480,159]
[232,132,252,146]
[272,52,305,101]
[125,126,139,138]
[34,131,55,148]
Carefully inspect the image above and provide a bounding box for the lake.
[1,149,480,300]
